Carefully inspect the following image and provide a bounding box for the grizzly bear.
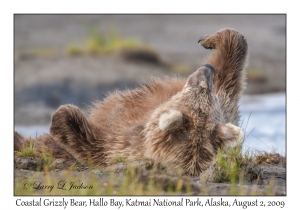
[14,28,248,176]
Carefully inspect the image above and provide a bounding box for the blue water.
[15,93,286,155]
[239,93,286,155]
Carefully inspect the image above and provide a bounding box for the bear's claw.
[198,35,208,43]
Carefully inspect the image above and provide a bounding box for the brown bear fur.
[14,28,248,176]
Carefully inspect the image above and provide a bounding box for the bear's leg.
[199,29,248,124]
[50,104,107,167]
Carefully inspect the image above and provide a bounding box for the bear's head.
[143,64,244,176]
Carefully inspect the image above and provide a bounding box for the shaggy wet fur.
[14,28,248,176]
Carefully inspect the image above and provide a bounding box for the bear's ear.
[216,123,244,148]
[158,110,183,131]
[186,64,214,90]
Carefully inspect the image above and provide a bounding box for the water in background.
[239,93,286,155]
[15,93,286,155]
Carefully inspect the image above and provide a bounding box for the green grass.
[65,45,83,55]
[213,146,253,183]
[15,138,39,158]
[15,48,58,58]
[113,156,127,163]
[66,28,151,56]
[247,68,267,83]
[168,63,191,76]
[40,148,54,166]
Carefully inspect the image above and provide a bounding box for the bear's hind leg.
[50,104,107,167]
